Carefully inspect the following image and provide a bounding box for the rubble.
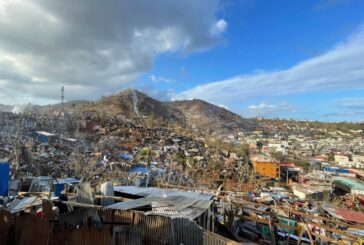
[1,95,364,244]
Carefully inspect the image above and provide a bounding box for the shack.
[28,176,80,197]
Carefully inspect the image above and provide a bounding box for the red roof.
[323,205,364,224]
[355,195,364,205]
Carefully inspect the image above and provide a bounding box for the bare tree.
[9,117,22,179]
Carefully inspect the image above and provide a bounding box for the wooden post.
[296,225,305,245]
[268,216,276,245]
[305,223,314,245]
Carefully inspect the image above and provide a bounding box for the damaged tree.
[138,147,152,187]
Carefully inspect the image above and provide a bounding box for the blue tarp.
[54,178,80,196]
[129,166,148,174]
[28,176,79,196]
[324,167,349,173]
[0,163,10,196]
[120,153,133,161]
[36,134,49,143]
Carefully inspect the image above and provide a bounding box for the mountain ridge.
[0,89,252,132]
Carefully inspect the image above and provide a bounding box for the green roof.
[333,177,364,191]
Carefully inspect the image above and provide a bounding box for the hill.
[96,89,185,124]
[167,99,255,132]
[66,89,253,132]
[0,104,13,112]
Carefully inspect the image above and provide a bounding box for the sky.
[0,0,364,122]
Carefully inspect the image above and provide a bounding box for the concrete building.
[334,155,350,167]
[251,153,280,179]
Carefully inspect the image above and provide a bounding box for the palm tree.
[176,150,187,172]
[138,147,152,187]
[176,150,187,186]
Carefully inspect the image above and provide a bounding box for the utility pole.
[61,85,64,113]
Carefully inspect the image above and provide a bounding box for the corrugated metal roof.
[286,167,301,172]
[113,186,214,200]
[333,177,364,191]
[145,196,213,220]
[7,196,41,213]
[108,197,152,210]
[108,195,213,220]
[323,205,364,224]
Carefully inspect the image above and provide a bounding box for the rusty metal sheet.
[14,215,52,245]
[0,211,14,244]
[2,206,240,245]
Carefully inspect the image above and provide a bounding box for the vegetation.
[138,147,152,187]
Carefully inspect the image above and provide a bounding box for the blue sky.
[138,0,364,122]
[1,0,364,122]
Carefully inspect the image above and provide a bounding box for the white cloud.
[218,104,229,110]
[331,98,364,111]
[149,74,174,83]
[0,0,224,104]
[137,83,175,102]
[211,19,227,36]
[176,24,364,105]
[245,102,296,117]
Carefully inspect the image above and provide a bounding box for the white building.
[335,155,350,167]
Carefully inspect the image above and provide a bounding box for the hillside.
[96,89,185,124]
[167,99,256,132]
[69,90,254,132]
[0,104,13,112]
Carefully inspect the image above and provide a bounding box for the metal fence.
[0,209,240,245]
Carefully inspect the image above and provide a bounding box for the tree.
[256,141,263,152]
[271,151,285,162]
[138,147,152,187]
[237,144,250,163]
[176,150,187,172]
[327,151,335,162]
[176,149,187,186]
[9,117,22,179]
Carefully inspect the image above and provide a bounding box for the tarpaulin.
[0,163,10,196]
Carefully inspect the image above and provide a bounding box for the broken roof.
[7,196,42,213]
[251,153,276,163]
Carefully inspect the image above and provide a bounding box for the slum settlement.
[1,90,364,244]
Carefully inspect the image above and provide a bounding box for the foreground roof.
[108,195,213,220]
[113,186,214,200]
